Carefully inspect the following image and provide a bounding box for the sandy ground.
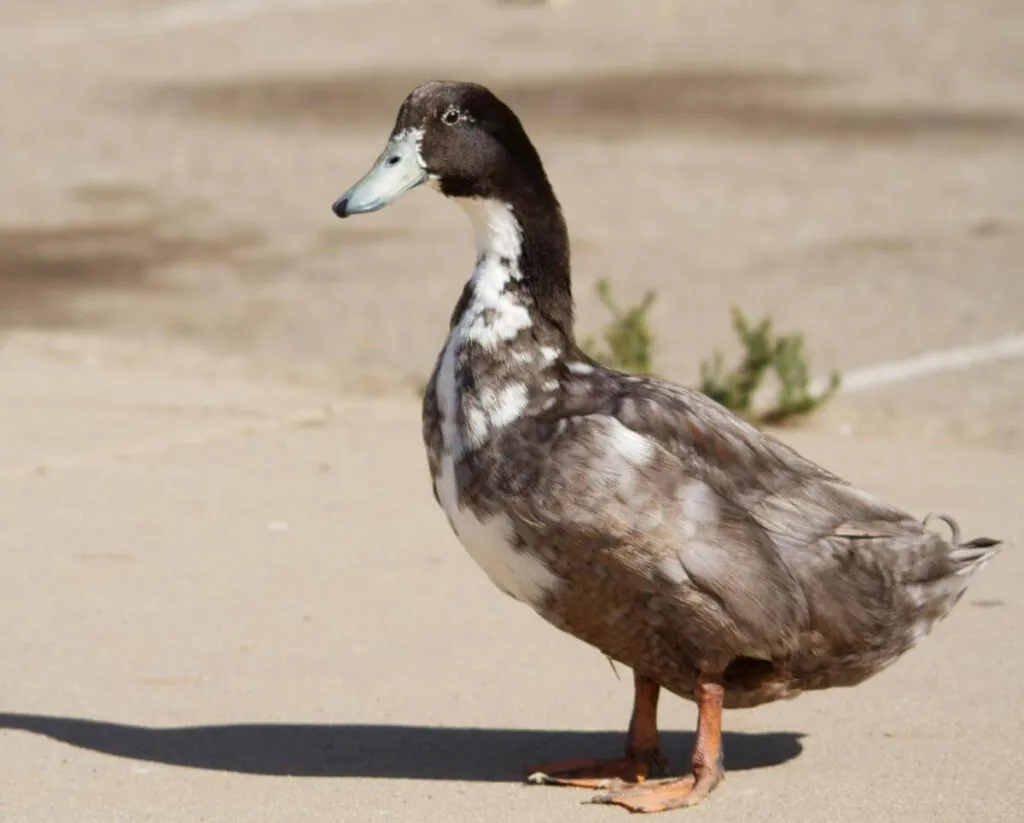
[1,1,1023,820]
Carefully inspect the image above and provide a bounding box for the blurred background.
[1,0,1022,441]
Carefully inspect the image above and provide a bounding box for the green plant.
[698,307,841,425]
[582,279,657,374]
[582,280,841,425]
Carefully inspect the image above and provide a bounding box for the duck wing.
[496,367,994,666]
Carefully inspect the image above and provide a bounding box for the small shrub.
[698,307,841,424]
[582,279,657,375]
[583,281,841,425]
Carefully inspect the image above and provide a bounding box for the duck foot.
[590,672,727,812]
[526,749,668,790]
[526,672,665,790]
[589,765,724,812]
[592,671,727,813]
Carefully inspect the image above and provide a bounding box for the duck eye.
[441,107,460,126]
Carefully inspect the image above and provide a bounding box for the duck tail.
[924,513,1003,576]
[950,536,1003,574]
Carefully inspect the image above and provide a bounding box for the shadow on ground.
[0,713,803,780]
[139,66,1024,144]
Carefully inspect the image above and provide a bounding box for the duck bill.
[332,130,427,218]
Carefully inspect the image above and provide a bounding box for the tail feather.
[950,536,1002,573]
[923,512,1002,575]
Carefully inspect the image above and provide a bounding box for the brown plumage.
[333,80,1002,813]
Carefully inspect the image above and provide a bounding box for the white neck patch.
[436,198,534,460]
[461,198,524,264]
[456,198,533,350]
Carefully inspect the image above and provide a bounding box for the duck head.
[332,81,550,217]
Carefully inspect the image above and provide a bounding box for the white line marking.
[812,332,1024,395]
[6,0,379,45]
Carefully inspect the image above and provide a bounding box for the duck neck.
[459,193,574,342]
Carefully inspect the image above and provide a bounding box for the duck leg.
[591,672,726,812]
[526,672,668,790]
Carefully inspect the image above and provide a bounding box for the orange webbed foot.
[590,763,724,812]
[590,673,727,812]
[526,749,669,791]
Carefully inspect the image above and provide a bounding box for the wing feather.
[496,367,938,661]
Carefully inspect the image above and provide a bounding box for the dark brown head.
[332,81,554,216]
[332,81,573,337]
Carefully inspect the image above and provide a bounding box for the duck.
[331,81,1002,813]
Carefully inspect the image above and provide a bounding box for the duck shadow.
[0,713,803,781]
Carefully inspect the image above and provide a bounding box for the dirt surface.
[1,1,1022,821]
[0,342,1021,823]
